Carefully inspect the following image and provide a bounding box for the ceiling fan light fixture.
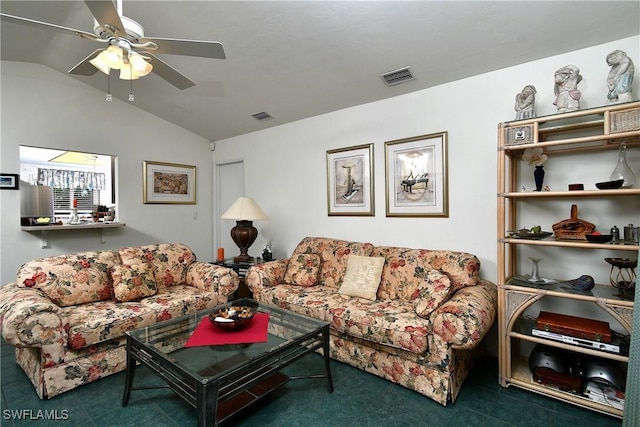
[89,45,124,74]
[89,55,110,75]
[119,66,140,80]
[129,52,153,77]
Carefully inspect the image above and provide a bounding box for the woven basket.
[552,205,594,240]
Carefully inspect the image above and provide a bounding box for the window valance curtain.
[37,168,106,191]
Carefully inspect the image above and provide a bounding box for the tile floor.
[0,339,621,426]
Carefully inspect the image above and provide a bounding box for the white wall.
[0,62,214,284]
[213,36,640,288]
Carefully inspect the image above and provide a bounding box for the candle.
[217,248,224,262]
[73,199,78,208]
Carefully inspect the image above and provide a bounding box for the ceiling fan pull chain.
[128,62,135,102]
[106,71,112,102]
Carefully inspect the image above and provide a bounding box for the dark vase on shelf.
[534,165,545,191]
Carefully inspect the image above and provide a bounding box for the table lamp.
[221,197,267,262]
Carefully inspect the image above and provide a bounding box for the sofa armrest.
[0,282,68,363]
[245,259,289,296]
[429,279,497,350]
[185,262,239,298]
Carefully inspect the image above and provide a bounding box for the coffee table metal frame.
[122,299,333,427]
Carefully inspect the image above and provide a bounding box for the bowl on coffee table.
[209,304,256,330]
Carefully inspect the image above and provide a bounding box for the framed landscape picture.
[143,161,196,204]
[0,173,19,190]
[384,132,448,217]
[326,143,374,216]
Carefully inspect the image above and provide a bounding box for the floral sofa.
[0,243,238,399]
[246,237,497,406]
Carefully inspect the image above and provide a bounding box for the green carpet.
[1,339,621,426]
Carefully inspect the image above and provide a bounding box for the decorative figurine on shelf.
[564,275,595,291]
[262,243,273,261]
[528,258,543,283]
[553,65,582,112]
[606,50,634,105]
[514,85,537,120]
[522,147,548,191]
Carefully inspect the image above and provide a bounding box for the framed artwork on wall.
[143,161,196,204]
[326,143,374,216]
[384,131,448,217]
[0,173,19,190]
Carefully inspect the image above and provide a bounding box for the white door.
[215,161,244,260]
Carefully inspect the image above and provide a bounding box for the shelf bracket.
[39,230,49,249]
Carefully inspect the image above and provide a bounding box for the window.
[19,146,116,220]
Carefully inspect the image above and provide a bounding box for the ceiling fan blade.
[0,13,102,42]
[139,37,226,59]
[84,0,125,36]
[146,53,195,90]
[68,49,104,76]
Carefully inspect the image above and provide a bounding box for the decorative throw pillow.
[16,251,118,307]
[411,269,453,318]
[338,255,385,301]
[284,254,321,286]
[111,263,158,302]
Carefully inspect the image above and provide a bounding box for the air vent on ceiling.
[252,111,273,121]
[380,67,415,86]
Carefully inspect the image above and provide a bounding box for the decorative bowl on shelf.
[509,229,553,240]
[585,234,613,243]
[209,304,256,330]
[595,179,624,190]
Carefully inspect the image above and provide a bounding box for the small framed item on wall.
[0,173,19,190]
[326,143,374,216]
[143,161,196,204]
[384,131,448,217]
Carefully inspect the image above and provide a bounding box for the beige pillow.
[412,270,453,318]
[284,253,321,286]
[112,263,158,302]
[338,255,385,300]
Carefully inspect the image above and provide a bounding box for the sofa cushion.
[338,255,385,300]
[290,237,375,288]
[16,251,120,307]
[252,284,429,354]
[373,246,480,296]
[412,270,453,318]
[111,264,157,302]
[140,285,221,321]
[119,243,196,288]
[61,300,157,349]
[283,253,321,286]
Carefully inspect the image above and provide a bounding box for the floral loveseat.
[246,237,497,405]
[0,243,238,399]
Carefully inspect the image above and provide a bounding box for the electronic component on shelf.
[533,367,583,394]
[531,329,621,353]
[536,311,612,343]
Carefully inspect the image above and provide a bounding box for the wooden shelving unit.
[497,101,640,419]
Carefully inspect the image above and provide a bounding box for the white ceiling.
[2,1,639,142]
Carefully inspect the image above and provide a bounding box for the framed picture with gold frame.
[326,143,374,216]
[384,132,448,217]
[143,161,196,204]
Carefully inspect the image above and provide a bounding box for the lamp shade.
[221,197,267,221]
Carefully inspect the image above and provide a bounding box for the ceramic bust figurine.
[606,50,634,104]
[515,85,537,120]
[553,65,582,112]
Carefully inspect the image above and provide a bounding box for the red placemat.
[185,312,270,347]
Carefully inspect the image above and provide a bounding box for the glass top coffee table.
[122,299,333,427]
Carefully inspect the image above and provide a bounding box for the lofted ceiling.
[1,1,639,142]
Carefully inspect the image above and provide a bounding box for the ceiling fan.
[0,0,226,90]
